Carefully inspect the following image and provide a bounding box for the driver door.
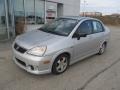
[73,20,95,62]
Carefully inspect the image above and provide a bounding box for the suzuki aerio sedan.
[12,17,110,75]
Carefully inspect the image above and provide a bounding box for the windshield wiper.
[39,28,67,36]
[48,31,67,36]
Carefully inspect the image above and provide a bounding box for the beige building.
[80,12,102,17]
[0,0,80,41]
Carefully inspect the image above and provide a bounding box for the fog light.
[27,65,34,70]
[27,65,31,70]
[30,65,34,70]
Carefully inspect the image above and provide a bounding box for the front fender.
[50,47,74,68]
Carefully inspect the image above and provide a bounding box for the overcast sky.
[80,0,120,15]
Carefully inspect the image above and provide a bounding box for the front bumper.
[12,48,53,75]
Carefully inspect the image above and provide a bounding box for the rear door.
[91,20,105,52]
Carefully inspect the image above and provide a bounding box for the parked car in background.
[12,16,110,75]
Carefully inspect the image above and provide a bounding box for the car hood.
[15,30,64,49]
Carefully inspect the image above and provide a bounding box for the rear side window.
[92,21,104,33]
[77,20,93,35]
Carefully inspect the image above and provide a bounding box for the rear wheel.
[98,43,106,55]
[52,54,69,74]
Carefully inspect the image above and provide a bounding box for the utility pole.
[83,0,87,16]
[80,0,81,15]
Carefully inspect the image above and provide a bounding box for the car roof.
[60,16,98,21]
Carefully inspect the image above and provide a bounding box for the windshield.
[39,18,78,36]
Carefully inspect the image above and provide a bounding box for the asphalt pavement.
[0,26,120,90]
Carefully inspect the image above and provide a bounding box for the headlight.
[27,46,47,56]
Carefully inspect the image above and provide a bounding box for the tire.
[52,54,69,75]
[98,43,106,55]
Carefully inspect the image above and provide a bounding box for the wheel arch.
[51,52,71,74]
[103,41,107,47]
[101,41,107,48]
[53,52,71,64]
[100,40,108,48]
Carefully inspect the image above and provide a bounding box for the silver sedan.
[12,16,110,75]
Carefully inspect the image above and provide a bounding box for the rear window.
[92,21,104,33]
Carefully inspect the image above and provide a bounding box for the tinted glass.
[92,21,104,33]
[77,20,92,35]
[39,18,78,36]
[13,0,24,20]
[13,0,45,24]
[0,0,8,40]
[35,0,45,24]
[25,0,35,24]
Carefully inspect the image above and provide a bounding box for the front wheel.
[52,54,69,74]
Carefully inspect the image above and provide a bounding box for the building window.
[13,0,45,25]
[25,0,35,24]
[0,0,8,40]
[12,0,25,35]
[25,0,45,24]
[13,0,25,22]
[35,0,45,24]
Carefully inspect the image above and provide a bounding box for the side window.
[92,21,104,33]
[77,20,92,35]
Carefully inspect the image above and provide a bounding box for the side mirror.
[72,33,87,40]
[79,33,87,37]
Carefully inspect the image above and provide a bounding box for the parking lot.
[0,26,120,90]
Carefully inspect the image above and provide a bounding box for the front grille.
[16,58,26,67]
[14,43,27,53]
